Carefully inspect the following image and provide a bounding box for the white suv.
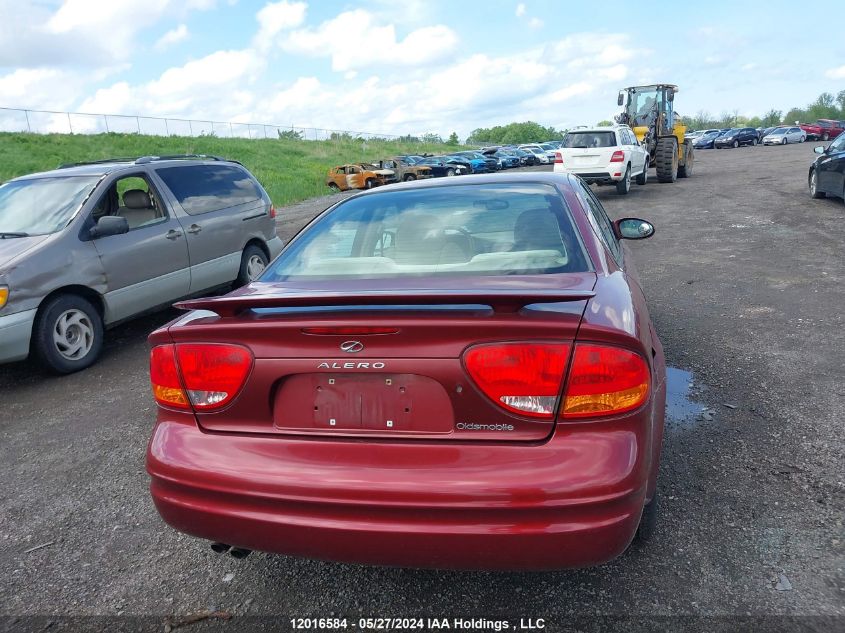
[553,125,649,195]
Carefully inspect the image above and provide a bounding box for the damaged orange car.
[326,164,397,191]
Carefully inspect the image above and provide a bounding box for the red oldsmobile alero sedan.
[146,172,667,570]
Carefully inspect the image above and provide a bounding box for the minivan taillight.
[150,343,253,411]
[610,151,625,163]
[554,152,563,164]
[268,203,276,219]
[562,344,649,418]
[463,342,569,418]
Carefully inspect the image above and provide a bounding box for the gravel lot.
[1,143,843,632]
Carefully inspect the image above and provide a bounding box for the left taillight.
[463,342,569,419]
[561,344,649,418]
[150,343,253,411]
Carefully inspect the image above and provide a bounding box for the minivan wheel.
[236,244,269,287]
[33,294,103,374]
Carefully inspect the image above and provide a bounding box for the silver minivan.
[0,155,283,373]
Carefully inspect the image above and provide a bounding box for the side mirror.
[614,218,655,240]
[90,215,129,239]
[617,92,624,107]
[814,146,826,155]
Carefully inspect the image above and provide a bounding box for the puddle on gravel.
[665,366,706,426]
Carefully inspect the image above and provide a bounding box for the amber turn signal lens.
[562,344,649,418]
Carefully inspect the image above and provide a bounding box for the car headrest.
[513,208,565,252]
[123,189,152,209]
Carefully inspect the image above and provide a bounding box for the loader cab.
[619,84,678,137]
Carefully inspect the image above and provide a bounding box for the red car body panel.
[801,120,845,141]
[146,173,667,570]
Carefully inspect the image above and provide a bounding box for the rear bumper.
[0,308,36,363]
[147,410,655,570]
[555,168,620,185]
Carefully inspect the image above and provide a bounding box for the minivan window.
[156,165,262,215]
[262,183,590,280]
[0,176,100,236]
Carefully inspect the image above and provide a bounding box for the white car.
[762,126,806,145]
[518,144,551,164]
[553,125,649,195]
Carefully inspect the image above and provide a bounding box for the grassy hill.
[0,132,465,206]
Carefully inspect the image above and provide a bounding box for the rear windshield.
[561,132,617,148]
[262,183,590,280]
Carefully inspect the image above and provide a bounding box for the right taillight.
[562,344,649,418]
[554,152,563,164]
[610,150,625,163]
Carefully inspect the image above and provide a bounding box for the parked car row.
[325,142,566,192]
[688,125,807,149]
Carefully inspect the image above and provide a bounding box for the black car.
[510,148,539,166]
[714,127,759,148]
[809,134,845,201]
[416,156,468,177]
[692,130,723,150]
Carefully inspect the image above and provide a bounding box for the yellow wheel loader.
[615,84,694,183]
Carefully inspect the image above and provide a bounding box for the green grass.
[0,132,467,206]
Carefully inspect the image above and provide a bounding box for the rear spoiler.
[174,289,595,317]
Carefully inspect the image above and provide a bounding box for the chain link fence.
[0,107,406,142]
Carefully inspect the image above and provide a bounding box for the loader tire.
[677,142,694,178]
[655,137,678,183]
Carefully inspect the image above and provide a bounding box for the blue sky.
[1,0,843,138]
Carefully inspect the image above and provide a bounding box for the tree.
[837,90,845,114]
[278,129,303,140]
[447,132,459,145]
[762,109,782,126]
[596,120,612,126]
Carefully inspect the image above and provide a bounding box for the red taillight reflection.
[150,343,253,411]
[562,344,649,418]
[610,151,625,163]
[463,342,569,418]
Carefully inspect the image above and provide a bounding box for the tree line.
[682,90,845,130]
[464,89,845,144]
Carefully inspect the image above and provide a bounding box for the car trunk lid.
[168,274,595,442]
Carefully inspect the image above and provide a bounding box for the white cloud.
[528,17,544,29]
[516,3,526,17]
[0,0,214,67]
[825,65,845,79]
[254,1,307,49]
[154,24,189,51]
[282,10,458,72]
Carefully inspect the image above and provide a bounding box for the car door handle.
[165,229,183,240]
[187,224,202,234]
